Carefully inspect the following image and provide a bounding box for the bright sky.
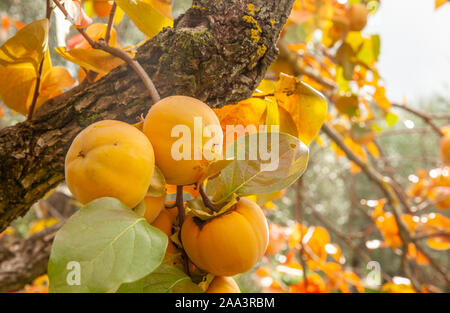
[364,0,450,103]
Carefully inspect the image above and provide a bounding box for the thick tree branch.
[0,0,296,232]
[0,223,62,293]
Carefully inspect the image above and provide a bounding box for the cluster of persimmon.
[64,96,269,293]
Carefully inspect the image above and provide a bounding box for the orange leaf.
[344,271,365,293]
[55,46,125,74]
[67,23,119,50]
[289,273,328,293]
[407,243,429,265]
[435,0,448,10]
[36,66,76,108]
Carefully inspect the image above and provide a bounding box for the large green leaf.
[208,132,309,203]
[48,197,168,293]
[141,265,202,293]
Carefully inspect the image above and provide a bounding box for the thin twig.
[105,2,117,45]
[412,232,450,241]
[393,103,445,137]
[28,0,52,120]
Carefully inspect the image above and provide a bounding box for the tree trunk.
[0,0,295,232]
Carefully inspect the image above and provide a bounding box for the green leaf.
[116,0,173,38]
[209,132,309,203]
[171,0,193,19]
[116,278,145,293]
[141,264,202,293]
[48,197,168,293]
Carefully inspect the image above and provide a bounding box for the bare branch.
[393,103,445,137]
[52,0,161,103]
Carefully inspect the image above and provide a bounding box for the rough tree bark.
[0,223,61,293]
[0,0,296,232]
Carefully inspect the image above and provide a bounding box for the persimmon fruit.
[206,276,241,293]
[151,208,178,255]
[181,198,269,276]
[347,4,368,32]
[143,96,223,186]
[65,120,155,208]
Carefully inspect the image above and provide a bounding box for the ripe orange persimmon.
[440,135,450,165]
[65,120,155,208]
[347,4,368,32]
[143,194,166,223]
[181,198,269,276]
[151,208,178,255]
[143,96,223,186]
[206,276,241,293]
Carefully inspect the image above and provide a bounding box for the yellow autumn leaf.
[0,63,36,114]
[0,19,49,71]
[147,0,173,20]
[264,97,280,127]
[260,104,298,138]
[435,0,448,10]
[0,19,50,114]
[381,282,416,293]
[254,79,276,96]
[115,0,173,38]
[28,217,59,236]
[36,66,76,108]
[275,73,328,145]
[55,46,125,74]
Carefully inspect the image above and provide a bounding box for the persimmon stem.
[52,0,161,104]
[176,185,190,275]
[199,184,218,212]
